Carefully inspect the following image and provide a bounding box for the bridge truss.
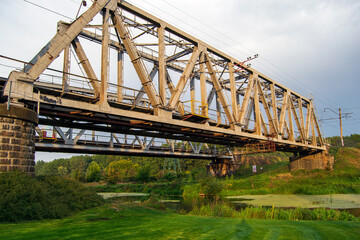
[2,0,325,159]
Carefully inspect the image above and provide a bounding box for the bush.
[162,172,177,182]
[199,176,223,196]
[86,161,102,182]
[106,160,138,184]
[0,171,104,222]
[136,166,151,183]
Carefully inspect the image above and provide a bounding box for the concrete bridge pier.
[289,149,334,171]
[207,157,235,177]
[0,104,38,175]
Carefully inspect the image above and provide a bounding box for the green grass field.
[1,203,359,240]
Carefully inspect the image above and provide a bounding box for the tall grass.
[189,202,358,221]
[89,182,183,196]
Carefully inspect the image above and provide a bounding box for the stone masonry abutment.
[0,103,38,174]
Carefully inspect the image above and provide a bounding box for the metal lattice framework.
[3,0,325,157]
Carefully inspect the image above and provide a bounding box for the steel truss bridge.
[1,0,326,161]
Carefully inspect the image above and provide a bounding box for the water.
[100,193,360,217]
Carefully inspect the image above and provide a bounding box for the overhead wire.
[138,0,340,109]
[23,0,74,20]
[17,0,359,135]
[137,0,360,137]
[20,0,340,109]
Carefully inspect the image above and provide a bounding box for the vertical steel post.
[339,108,344,147]
[117,51,124,102]
[100,8,109,104]
[158,25,166,105]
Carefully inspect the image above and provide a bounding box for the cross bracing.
[2,0,326,157]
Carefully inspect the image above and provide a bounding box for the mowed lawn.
[0,204,359,240]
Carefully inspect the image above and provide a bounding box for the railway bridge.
[0,0,332,175]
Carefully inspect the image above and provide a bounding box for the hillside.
[234,152,290,167]
[334,147,360,171]
[216,147,360,196]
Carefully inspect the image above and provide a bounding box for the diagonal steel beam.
[134,66,158,105]
[167,47,201,109]
[257,80,277,135]
[166,49,192,62]
[112,11,161,107]
[204,53,235,126]
[71,37,101,97]
[25,0,114,80]
[238,75,255,125]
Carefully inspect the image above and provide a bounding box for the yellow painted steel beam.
[204,53,235,127]
[167,47,201,109]
[71,37,100,97]
[112,11,161,108]
[26,0,114,80]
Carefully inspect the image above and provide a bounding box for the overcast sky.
[1,0,359,161]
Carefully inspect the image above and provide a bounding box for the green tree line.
[35,155,209,183]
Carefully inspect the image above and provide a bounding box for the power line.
[23,0,74,20]
[134,0,339,110]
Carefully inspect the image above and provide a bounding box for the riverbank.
[227,194,360,209]
[1,202,359,239]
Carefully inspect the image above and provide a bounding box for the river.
[97,193,360,217]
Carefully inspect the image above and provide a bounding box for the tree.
[136,165,151,183]
[57,166,68,177]
[106,160,139,184]
[86,161,102,182]
[199,176,223,196]
[70,157,86,181]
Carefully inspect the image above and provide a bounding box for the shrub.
[0,171,104,222]
[86,161,102,182]
[136,165,151,183]
[106,160,139,184]
[199,176,224,196]
[162,172,177,182]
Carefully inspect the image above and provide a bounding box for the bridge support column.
[207,157,235,177]
[289,150,334,171]
[0,104,38,175]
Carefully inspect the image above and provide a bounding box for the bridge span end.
[0,0,330,175]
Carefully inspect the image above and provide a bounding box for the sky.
[0,0,359,161]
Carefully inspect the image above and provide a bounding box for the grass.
[183,147,360,196]
[190,202,358,221]
[0,202,359,240]
[88,182,183,196]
